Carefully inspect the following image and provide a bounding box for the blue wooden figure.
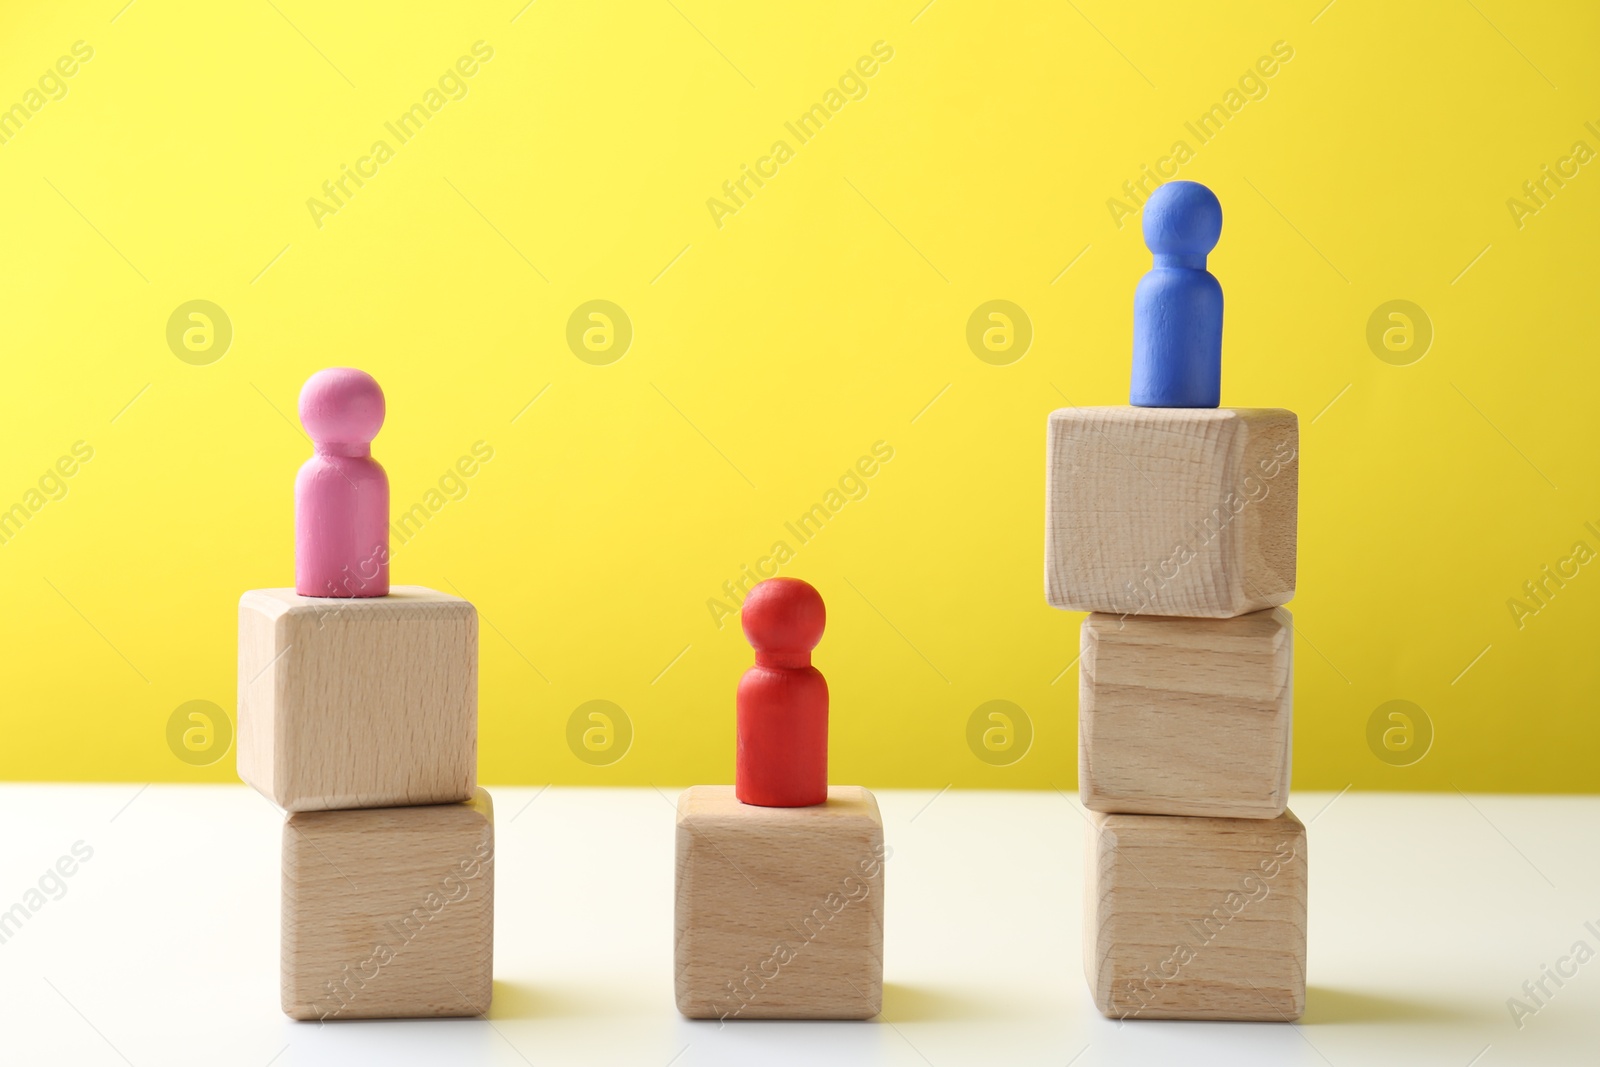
[1130,181,1223,408]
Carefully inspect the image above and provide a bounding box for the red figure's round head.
[741,578,825,668]
[299,368,385,453]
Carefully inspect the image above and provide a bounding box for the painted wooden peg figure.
[295,367,389,598]
[736,577,828,808]
[1130,180,1224,409]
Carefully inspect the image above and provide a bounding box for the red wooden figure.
[736,578,828,807]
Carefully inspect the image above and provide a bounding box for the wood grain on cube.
[675,785,885,1020]
[1045,407,1298,618]
[1080,608,1293,818]
[282,789,494,1020]
[238,586,476,812]
[1084,809,1307,1021]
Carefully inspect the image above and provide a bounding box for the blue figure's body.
[1130,181,1223,408]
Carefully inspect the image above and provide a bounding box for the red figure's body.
[295,368,390,598]
[736,578,828,807]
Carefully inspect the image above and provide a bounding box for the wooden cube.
[1084,809,1307,1021]
[1045,407,1298,618]
[237,586,477,812]
[282,788,494,1020]
[1080,608,1292,818]
[675,785,885,1020]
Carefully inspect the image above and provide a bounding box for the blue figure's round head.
[1142,181,1222,257]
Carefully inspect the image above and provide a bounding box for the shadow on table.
[488,979,984,1024]
[487,979,617,1020]
[881,982,1021,1022]
[1301,986,1480,1025]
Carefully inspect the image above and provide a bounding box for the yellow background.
[1,1,1595,792]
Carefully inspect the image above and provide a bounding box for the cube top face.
[282,789,494,1020]
[1080,608,1293,818]
[245,585,471,617]
[1046,407,1298,618]
[675,785,886,1020]
[677,783,881,833]
[237,585,478,812]
[1085,809,1307,1021]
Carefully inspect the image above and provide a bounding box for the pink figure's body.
[295,368,389,598]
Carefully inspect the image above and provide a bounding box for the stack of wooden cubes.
[236,587,494,1021]
[1046,405,1307,1021]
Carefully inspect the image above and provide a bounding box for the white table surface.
[1,785,1595,1066]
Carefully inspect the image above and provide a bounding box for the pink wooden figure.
[295,368,389,598]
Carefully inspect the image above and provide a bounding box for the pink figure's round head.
[299,368,385,453]
[742,578,825,667]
